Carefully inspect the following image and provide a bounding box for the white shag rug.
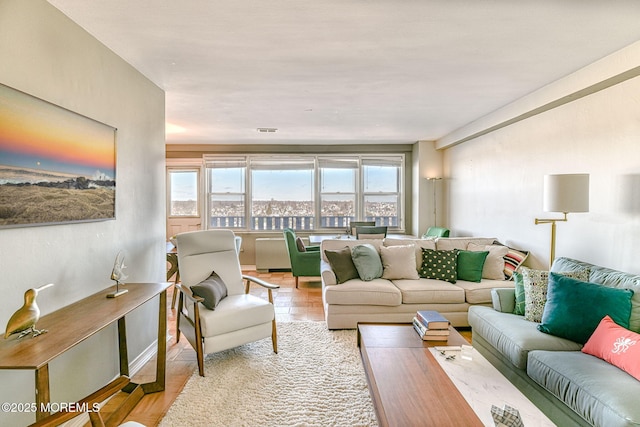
[160,321,378,427]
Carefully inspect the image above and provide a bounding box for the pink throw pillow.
[582,315,640,381]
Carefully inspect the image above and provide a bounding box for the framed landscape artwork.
[0,83,117,229]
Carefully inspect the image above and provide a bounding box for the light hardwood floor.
[114,269,470,426]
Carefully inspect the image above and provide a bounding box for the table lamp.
[535,174,589,268]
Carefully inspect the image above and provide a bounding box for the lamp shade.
[543,174,589,213]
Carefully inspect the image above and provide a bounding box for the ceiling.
[48,0,640,145]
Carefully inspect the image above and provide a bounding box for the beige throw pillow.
[467,243,508,280]
[380,244,420,280]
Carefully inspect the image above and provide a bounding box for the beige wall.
[441,42,640,272]
[0,1,166,424]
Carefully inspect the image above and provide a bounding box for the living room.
[1,1,640,426]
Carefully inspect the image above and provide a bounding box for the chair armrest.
[305,245,321,252]
[242,274,280,290]
[175,283,204,304]
[491,288,516,313]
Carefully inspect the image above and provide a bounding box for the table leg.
[35,364,50,421]
[141,290,167,393]
[118,316,130,377]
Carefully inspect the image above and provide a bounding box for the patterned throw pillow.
[521,267,590,322]
[419,249,458,283]
[496,242,529,280]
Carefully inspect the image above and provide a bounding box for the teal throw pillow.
[512,271,525,315]
[324,247,359,284]
[538,273,634,344]
[456,250,488,282]
[419,249,458,283]
[351,244,383,281]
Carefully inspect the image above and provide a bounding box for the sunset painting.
[0,83,116,228]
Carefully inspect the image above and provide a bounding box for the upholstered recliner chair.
[283,228,321,288]
[176,229,279,376]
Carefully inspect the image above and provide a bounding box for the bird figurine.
[4,283,54,339]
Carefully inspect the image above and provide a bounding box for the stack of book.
[412,310,450,341]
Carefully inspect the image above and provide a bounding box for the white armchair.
[175,229,279,376]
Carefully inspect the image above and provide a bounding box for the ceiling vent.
[257,127,278,133]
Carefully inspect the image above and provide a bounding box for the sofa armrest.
[491,288,516,313]
[320,260,338,286]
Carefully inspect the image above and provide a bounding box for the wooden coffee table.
[357,323,484,427]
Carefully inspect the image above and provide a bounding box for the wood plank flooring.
[111,269,470,426]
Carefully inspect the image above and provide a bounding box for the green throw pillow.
[456,250,488,282]
[324,247,359,284]
[351,244,383,281]
[538,273,634,344]
[513,271,525,315]
[419,249,458,283]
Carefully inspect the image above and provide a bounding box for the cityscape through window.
[203,154,404,231]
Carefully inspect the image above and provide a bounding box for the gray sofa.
[320,237,514,329]
[469,257,640,427]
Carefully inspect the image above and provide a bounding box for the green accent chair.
[283,228,321,288]
[422,226,450,238]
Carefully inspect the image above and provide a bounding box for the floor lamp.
[534,174,589,268]
[428,177,442,226]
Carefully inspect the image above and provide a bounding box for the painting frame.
[0,82,117,229]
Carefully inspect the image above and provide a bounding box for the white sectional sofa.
[320,237,516,329]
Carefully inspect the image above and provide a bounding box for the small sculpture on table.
[108,250,129,298]
[4,283,54,339]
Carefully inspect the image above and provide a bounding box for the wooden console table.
[0,282,170,422]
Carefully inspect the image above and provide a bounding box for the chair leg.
[295,276,299,288]
[272,319,278,354]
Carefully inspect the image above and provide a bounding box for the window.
[362,158,401,227]
[204,154,404,231]
[319,158,357,229]
[168,169,199,217]
[207,158,246,228]
[251,158,314,230]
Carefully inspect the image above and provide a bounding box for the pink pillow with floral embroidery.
[582,315,640,381]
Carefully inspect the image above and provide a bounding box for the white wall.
[0,1,166,424]
[441,43,640,273]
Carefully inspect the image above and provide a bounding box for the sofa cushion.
[456,250,488,282]
[538,273,633,344]
[435,237,496,251]
[384,238,436,270]
[392,278,465,304]
[520,267,590,322]
[323,278,402,306]
[351,244,383,281]
[419,249,458,283]
[467,242,509,280]
[380,244,420,280]
[527,350,640,427]
[453,279,512,304]
[582,315,640,381]
[324,246,359,284]
[468,306,582,370]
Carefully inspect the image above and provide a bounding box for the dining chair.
[355,225,388,239]
[348,221,375,236]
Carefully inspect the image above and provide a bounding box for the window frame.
[203,153,405,232]
[166,167,201,219]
